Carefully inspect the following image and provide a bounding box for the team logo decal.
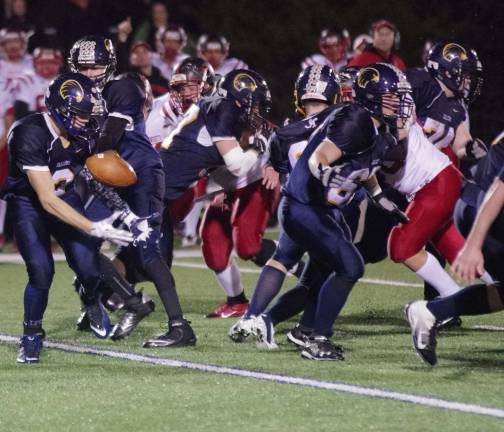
[442,43,467,61]
[233,73,257,92]
[357,67,380,88]
[104,38,114,52]
[60,80,84,102]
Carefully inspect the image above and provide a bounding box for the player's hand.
[262,165,279,190]
[121,211,159,246]
[372,192,410,224]
[90,212,133,246]
[452,244,485,284]
[117,17,133,42]
[319,165,354,189]
[249,132,269,154]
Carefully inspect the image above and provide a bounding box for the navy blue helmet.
[68,35,117,90]
[353,63,413,126]
[218,69,272,130]
[426,42,470,97]
[294,65,341,116]
[45,72,97,137]
[463,46,483,104]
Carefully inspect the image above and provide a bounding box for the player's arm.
[453,177,504,282]
[307,139,343,185]
[452,122,487,161]
[363,176,410,224]
[215,138,259,177]
[26,170,132,245]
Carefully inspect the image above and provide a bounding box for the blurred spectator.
[133,1,170,50]
[0,27,34,83]
[14,47,63,119]
[3,0,35,34]
[421,39,434,65]
[348,19,406,71]
[130,41,169,97]
[197,34,247,76]
[301,27,350,72]
[352,34,372,57]
[152,24,188,80]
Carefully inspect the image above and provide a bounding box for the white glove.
[319,164,357,190]
[90,211,133,246]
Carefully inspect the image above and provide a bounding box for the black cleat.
[17,330,45,364]
[85,300,111,339]
[143,319,196,348]
[436,316,462,331]
[405,301,438,366]
[286,324,312,348]
[104,293,125,312]
[301,335,345,361]
[110,294,155,341]
[76,307,90,331]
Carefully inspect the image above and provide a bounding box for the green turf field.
[1,255,504,432]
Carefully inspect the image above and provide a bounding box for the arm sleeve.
[10,125,50,171]
[325,108,371,154]
[207,99,243,141]
[95,116,129,153]
[268,131,289,174]
[103,79,143,126]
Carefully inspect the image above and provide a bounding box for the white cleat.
[229,315,256,343]
[405,301,437,366]
[254,314,278,350]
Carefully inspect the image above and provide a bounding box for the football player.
[229,64,342,340]
[197,34,248,76]
[301,27,350,73]
[0,73,134,363]
[159,69,273,311]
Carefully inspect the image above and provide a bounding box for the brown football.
[85,150,137,187]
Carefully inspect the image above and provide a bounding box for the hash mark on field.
[0,334,503,420]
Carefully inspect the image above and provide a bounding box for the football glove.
[465,138,488,160]
[90,212,133,246]
[318,164,358,190]
[121,211,159,247]
[371,192,410,224]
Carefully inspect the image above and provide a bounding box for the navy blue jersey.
[406,68,466,148]
[1,113,90,201]
[160,95,246,200]
[269,107,335,174]
[474,131,504,191]
[284,103,384,208]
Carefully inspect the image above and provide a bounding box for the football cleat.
[110,294,155,341]
[405,301,438,366]
[104,293,125,312]
[76,307,90,331]
[85,300,111,339]
[228,315,256,342]
[436,316,462,331]
[254,314,278,350]
[17,333,44,364]
[286,324,312,348]
[143,319,196,348]
[206,302,249,318]
[301,335,345,361]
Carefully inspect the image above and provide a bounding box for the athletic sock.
[246,265,286,317]
[427,283,504,321]
[268,284,308,325]
[415,252,460,297]
[227,292,248,305]
[215,260,244,298]
[24,284,49,324]
[313,274,355,336]
[144,258,183,321]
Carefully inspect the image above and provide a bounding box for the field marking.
[0,333,503,420]
[471,325,504,331]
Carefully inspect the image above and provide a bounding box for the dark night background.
[9,0,504,142]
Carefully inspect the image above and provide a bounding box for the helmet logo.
[357,67,380,88]
[60,79,84,102]
[442,43,467,61]
[233,73,257,92]
[104,39,114,53]
[78,41,96,63]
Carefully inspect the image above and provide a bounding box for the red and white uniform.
[15,73,50,112]
[146,92,182,148]
[201,148,279,272]
[301,53,349,73]
[214,58,248,76]
[383,123,464,263]
[0,55,34,90]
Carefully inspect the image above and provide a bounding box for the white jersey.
[146,92,182,147]
[16,73,51,112]
[152,52,189,81]
[0,55,34,92]
[215,58,248,76]
[301,53,348,73]
[380,123,451,200]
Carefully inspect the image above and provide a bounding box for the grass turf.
[1,258,504,431]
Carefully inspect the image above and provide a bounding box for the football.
[85,150,137,187]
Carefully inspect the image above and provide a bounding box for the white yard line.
[0,333,503,420]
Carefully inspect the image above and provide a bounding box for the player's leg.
[200,201,247,317]
[12,197,54,363]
